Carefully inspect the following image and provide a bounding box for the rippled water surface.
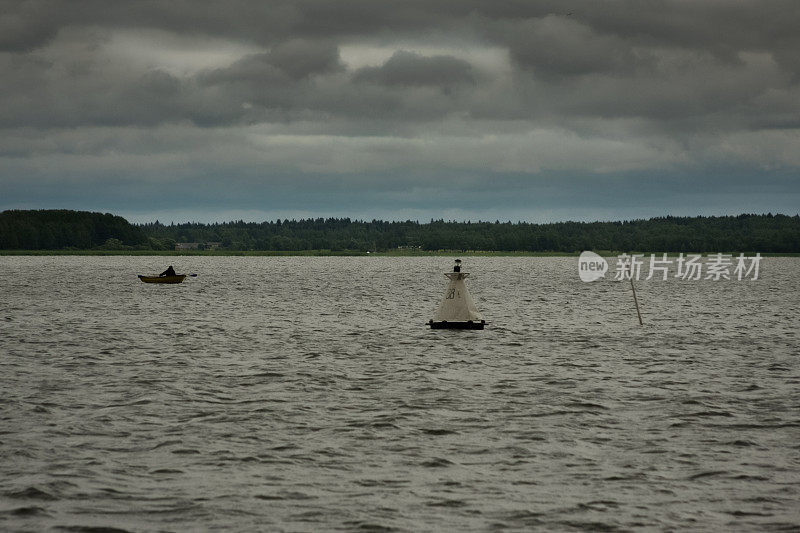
[2,256,799,532]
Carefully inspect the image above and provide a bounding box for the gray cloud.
[353,51,475,88]
[1,0,799,221]
[267,39,344,79]
[201,39,343,85]
[500,16,641,77]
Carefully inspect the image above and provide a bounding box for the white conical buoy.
[428,259,485,329]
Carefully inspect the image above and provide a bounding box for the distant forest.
[1,209,799,253]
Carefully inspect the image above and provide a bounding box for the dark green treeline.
[1,209,798,252]
[0,210,147,250]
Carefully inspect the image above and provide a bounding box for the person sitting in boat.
[160,265,176,277]
[453,259,461,272]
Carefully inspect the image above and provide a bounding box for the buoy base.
[428,320,485,330]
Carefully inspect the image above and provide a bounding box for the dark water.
[1,256,798,532]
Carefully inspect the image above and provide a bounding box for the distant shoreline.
[4,210,799,254]
[1,250,797,257]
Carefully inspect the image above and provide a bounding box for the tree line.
[0,210,147,250]
[1,209,798,253]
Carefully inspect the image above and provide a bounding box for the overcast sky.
[1,0,799,223]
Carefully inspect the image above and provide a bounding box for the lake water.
[1,256,798,531]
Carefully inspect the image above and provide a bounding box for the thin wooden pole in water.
[628,260,644,326]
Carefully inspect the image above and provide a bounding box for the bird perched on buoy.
[428,259,485,330]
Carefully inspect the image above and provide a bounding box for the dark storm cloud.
[0,51,207,128]
[0,0,472,52]
[499,16,641,77]
[353,51,475,87]
[198,48,472,123]
[267,39,343,79]
[1,0,799,221]
[201,39,343,85]
[2,0,799,126]
[6,1,800,62]
[0,0,60,52]
[197,39,345,119]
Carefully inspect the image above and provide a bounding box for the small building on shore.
[175,242,222,251]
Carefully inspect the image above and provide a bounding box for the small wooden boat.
[138,274,187,284]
